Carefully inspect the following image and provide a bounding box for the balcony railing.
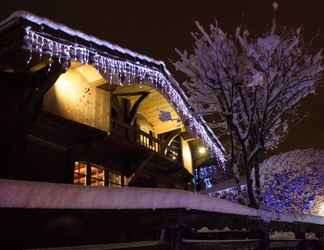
[111,119,180,162]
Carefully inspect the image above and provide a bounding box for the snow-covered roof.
[1,11,163,69]
[1,179,324,227]
[0,11,226,164]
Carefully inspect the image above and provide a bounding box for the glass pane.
[74,162,87,186]
[109,171,121,185]
[90,165,105,186]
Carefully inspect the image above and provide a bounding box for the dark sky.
[1,0,324,154]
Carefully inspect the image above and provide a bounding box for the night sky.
[1,0,324,155]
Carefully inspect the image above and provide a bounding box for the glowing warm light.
[319,203,324,216]
[75,64,106,86]
[54,69,88,104]
[182,139,193,174]
[198,146,207,155]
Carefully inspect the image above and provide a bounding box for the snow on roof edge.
[0,179,257,217]
[1,10,168,71]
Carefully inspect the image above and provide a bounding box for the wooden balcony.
[110,119,180,163]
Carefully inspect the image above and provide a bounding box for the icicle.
[26,50,33,65]
[47,58,53,72]
[109,72,113,85]
[47,40,54,72]
[73,44,78,61]
[55,42,62,63]
[39,36,44,59]
[26,27,34,64]
[62,45,71,69]
[48,40,54,68]
[103,56,107,75]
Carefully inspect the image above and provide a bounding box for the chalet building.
[1,12,324,250]
[0,11,225,190]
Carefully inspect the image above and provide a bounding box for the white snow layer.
[0,179,255,216]
[1,179,324,226]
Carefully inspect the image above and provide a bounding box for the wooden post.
[295,231,306,240]
[319,232,324,241]
[169,225,183,250]
[258,227,270,250]
[86,163,91,186]
[104,168,110,187]
[121,174,125,187]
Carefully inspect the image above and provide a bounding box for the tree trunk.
[232,162,243,203]
[254,149,265,206]
[254,163,261,203]
[246,167,258,208]
[234,175,243,204]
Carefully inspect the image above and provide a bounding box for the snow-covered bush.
[259,149,324,215]
[210,149,324,216]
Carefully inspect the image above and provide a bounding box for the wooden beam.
[181,131,196,142]
[113,91,149,97]
[111,91,149,125]
[29,61,48,72]
[129,92,149,125]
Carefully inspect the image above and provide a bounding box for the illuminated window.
[123,175,131,186]
[90,165,105,187]
[74,162,87,185]
[108,170,122,187]
[73,162,123,187]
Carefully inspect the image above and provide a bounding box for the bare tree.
[174,10,323,207]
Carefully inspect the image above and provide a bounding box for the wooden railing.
[111,119,180,162]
